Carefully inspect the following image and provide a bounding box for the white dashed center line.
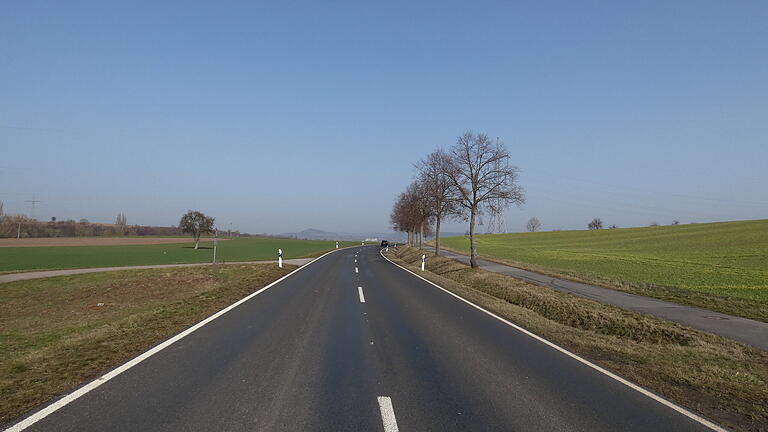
[377,396,399,432]
[358,287,365,303]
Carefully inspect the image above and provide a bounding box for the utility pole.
[25,195,42,220]
[486,203,506,234]
[486,138,507,234]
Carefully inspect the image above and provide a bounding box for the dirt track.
[0,237,224,248]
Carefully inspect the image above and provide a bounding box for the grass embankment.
[0,237,357,272]
[389,246,768,432]
[0,264,295,425]
[440,219,768,322]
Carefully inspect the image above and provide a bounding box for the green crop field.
[0,237,358,272]
[440,219,768,322]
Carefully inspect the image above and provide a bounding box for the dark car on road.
[380,240,389,247]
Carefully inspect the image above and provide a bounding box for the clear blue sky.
[2,1,766,234]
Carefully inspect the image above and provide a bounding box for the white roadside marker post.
[278,248,283,268]
[421,254,426,272]
[213,232,218,264]
[336,241,339,249]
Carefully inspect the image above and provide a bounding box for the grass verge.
[0,237,358,272]
[439,243,768,324]
[439,220,768,322]
[0,263,296,425]
[389,246,768,432]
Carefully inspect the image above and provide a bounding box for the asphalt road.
[8,246,719,432]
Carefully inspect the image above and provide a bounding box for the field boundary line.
[379,249,728,432]
[3,247,350,432]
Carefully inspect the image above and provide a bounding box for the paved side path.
[0,259,314,284]
[427,247,768,351]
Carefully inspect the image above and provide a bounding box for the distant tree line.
[587,218,684,230]
[0,218,186,238]
[0,201,265,240]
[0,203,199,239]
[390,131,525,268]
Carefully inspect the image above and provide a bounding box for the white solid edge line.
[379,250,728,432]
[358,286,366,303]
[4,248,346,432]
[377,396,400,432]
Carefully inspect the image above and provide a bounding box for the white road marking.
[355,259,357,263]
[355,267,358,273]
[379,250,727,432]
[358,286,366,303]
[3,249,346,432]
[377,396,399,432]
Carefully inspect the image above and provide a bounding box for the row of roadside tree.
[390,131,525,268]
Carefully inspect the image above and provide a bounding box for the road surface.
[6,246,720,431]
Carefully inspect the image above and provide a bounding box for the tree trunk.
[419,223,424,249]
[435,216,441,255]
[469,207,477,268]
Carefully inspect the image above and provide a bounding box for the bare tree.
[179,210,215,249]
[588,218,603,230]
[416,149,461,254]
[445,132,525,267]
[671,220,680,225]
[526,217,541,232]
[390,181,435,248]
[412,181,433,248]
[115,212,128,235]
[410,182,433,247]
[391,190,418,246]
